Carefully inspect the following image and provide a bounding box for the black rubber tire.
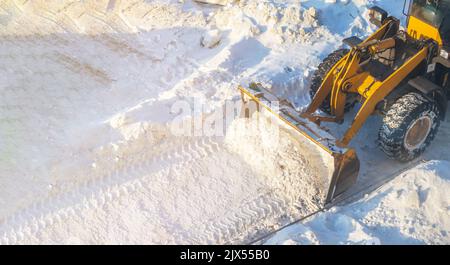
[378,92,441,162]
[309,48,356,114]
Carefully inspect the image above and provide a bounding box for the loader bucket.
[238,83,360,205]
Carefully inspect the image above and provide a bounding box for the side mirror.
[369,6,388,27]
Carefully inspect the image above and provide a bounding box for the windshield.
[441,16,450,46]
[410,0,450,27]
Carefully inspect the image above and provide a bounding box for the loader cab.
[406,0,450,47]
[406,0,450,91]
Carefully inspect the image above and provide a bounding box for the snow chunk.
[201,29,222,48]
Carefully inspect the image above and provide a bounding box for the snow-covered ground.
[0,0,448,244]
[266,160,450,245]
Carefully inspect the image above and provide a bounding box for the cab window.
[410,0,446,27]
[440,16,450,46]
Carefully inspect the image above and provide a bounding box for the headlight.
[440,49,449,60]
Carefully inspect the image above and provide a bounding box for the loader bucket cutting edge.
[238,84,360,204]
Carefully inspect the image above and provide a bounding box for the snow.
[201,29,222,48]
[0,0,448,244]
[266,160,450,245]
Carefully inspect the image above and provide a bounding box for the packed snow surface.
[0,0,448,244]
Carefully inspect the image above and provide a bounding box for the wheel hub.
[404,116,432,151]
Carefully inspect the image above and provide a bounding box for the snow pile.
[267,161,450,245]
[211,0,320,43]
[224,112,334,213]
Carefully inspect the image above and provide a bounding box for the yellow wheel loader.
[239,0,450,205]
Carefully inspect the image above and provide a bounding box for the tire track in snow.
[0,0,213,222]
[1,131,302,244]
[0,136,222,244]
